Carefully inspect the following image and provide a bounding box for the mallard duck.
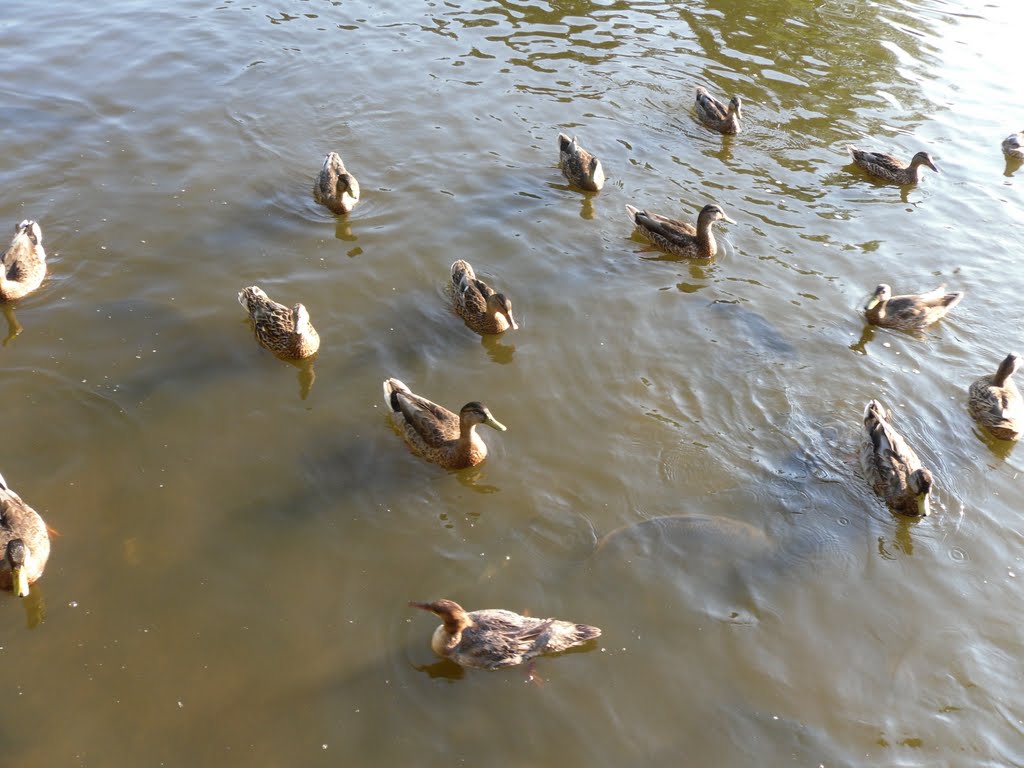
[450,260,518,335]
[409,598,601,669]
[863,283,962,331]
[968,353,1023,441]
[1002,131,1024,161]
[695,86,742,134]
[237,286,320,359]
[383,378,505,469]
[626,203,734,259]
[847,147,939,184]
[0,471,50,597]
[313,151,360,214]
[0,220,47,302]
[860,400,933,517]
[557,133,605,192]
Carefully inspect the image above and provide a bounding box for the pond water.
[1,0,1022,765]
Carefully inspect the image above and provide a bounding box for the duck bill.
[506,313,519,331]
[13,564,29,597]
[721,215,737,224]
[865,296,881,311]
[926,159,940,173]
[484,415,507,432]
[916,494,931,517]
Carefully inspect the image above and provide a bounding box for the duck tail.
[383,377,409,412]
[450,260,473,288]
[942,291,964,310]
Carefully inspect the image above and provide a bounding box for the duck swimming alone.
[0,220,47,302]
[409,598,601,669]
[847,147,939,184]
[0,471,50,597]
[1002,131,1024,161]
[694,86,742,134]
[860,400,933,517]
[450,260,518,335]
[313,151,360,214]
[626,203,734,259]
[557,133,605,192]
[968,353,1023,441]
[863,283,962,332]
[382,378,506,469]
[238,286,320,359]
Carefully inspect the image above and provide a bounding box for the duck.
[237,286,320,359]
[863,283,962,331]
[695,86,742,134]
[626,203,734,259]
[860,400,933,517]
[968,353,1023,441]
[383,378,506,469]
[1002,131,1024,161]
[313,151,360,214]
[450,260,518,335]
[409,598,601,669]
[847,147,939,184]
[0,220,47,302]
[0,471,50,597]
[557,133,605,192]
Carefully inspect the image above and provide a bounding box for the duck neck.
[696,219,718,258]
[993,356,1018,388]
[457,422,488,465]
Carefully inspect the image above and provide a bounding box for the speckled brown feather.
[238,286,320,359]
[695,87,742,134]
[383,378,503,469]
[626,203,732,259]
[557,133,605,192]
[0,472,50,594]
[0,221,47,302]
[968,353,1023,441]
[450,260,516,335]
[410,599,601,669]
[847,147,938,184]
[860,400,932,516]
[863,284,962,331]
[314,151,360,214]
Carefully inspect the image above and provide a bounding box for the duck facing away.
[1003,131,1024,161]
[383,378,505,469]
[409,599,601,669]
[860,400,933,517]
[450,260,518,335]
[313,151,360,214]
[863,283,962,332]
[968,353,1023,441]
[847,147,939,184]
[0,472,50,597]
[238,286,320,359]
[695,86,742,134]
[557,133,605,192]
[0,220,47,302]
[626,203,734,259]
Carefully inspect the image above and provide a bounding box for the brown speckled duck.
[409,598,601,669]
[860,400,933,517]
[847,147,939,184]
[626,203,734,259]
[968,353,1023,441]
[695,86,742,134]
[557,133,605,192]
[238,286,320,359]
[0,471,50,597]
[0,220,47,302]
[450,260,517,335]
[383,378,505,469]
[863,283,962,332]
[313,151,360,214]
[1002,131,1024,161]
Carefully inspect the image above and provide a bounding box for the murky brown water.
[2,0,1022,765]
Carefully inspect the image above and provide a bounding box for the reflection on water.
[2,0,1023,765]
